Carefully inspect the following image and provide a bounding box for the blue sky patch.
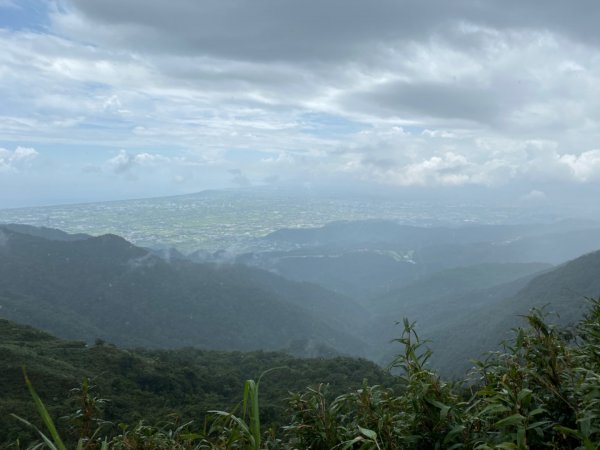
[0,0,50,32]
[299,113,368,138]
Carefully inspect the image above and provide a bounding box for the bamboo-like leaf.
[22,368,67,450]
[10,414,58,450]
[358,426,377,440]
[495,413,525,428]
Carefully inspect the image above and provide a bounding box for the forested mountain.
[370,262,553,314]
[0,226,368,357]
[371,250,600,375]
[3,222,600,378]
[238,220,600,300]
[3,223,600,447]
[262,219,600,249]
[0,318,395,444]
[0,223,91,241]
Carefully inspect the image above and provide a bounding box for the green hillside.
[0,318,396,445]
[370,262,552,314]
[0,226,368,357]
[380,251,600,376]
[5,301,600,449]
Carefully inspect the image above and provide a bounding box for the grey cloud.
[63,0,600,64]
[471,1,600,48]
[108,150,136,173]
[64,0,449,62]
[344,80,502,124]
[45,0,600,137]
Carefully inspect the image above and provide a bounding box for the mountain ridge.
[0,225,369,357]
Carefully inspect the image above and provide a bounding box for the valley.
[2,210,600,374]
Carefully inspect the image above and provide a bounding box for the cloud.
[2,0,600,202]
[0,146,39,172]
[107,150,170,174]
[345,80,502,123]
[336,131,600,188]
[56,1,600,62]
[519,190,547,204]
[556,150,600,182]
[360,151,478,187]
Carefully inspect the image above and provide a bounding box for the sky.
[1,0,600,208]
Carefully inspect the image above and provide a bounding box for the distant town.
[0,188,559,253]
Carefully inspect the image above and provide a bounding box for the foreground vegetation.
[0,318,394,445]
[7,299,600,449]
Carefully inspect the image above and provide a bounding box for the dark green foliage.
[12,299,600,449]
[0,319,395,446]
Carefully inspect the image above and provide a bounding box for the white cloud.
[0,146,39,172]
[107,150,171,174]
[519,190,547,204]
[365,152,473,187]
[557,150,600,182]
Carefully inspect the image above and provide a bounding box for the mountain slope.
[374,250,600,375]
[370,262,553,315]
[0,226,369,356]
[240,220,600,300]
[262,219,599,250]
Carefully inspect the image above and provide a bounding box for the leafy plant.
[11,299,600,449]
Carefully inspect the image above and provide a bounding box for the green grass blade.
[22,368,67,450]
[11,413,58,450]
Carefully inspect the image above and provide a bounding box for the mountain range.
[0,224,368,357]
[2,221,600,376]
[236,219,600,300]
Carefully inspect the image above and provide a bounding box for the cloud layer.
[2,0,600,205]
